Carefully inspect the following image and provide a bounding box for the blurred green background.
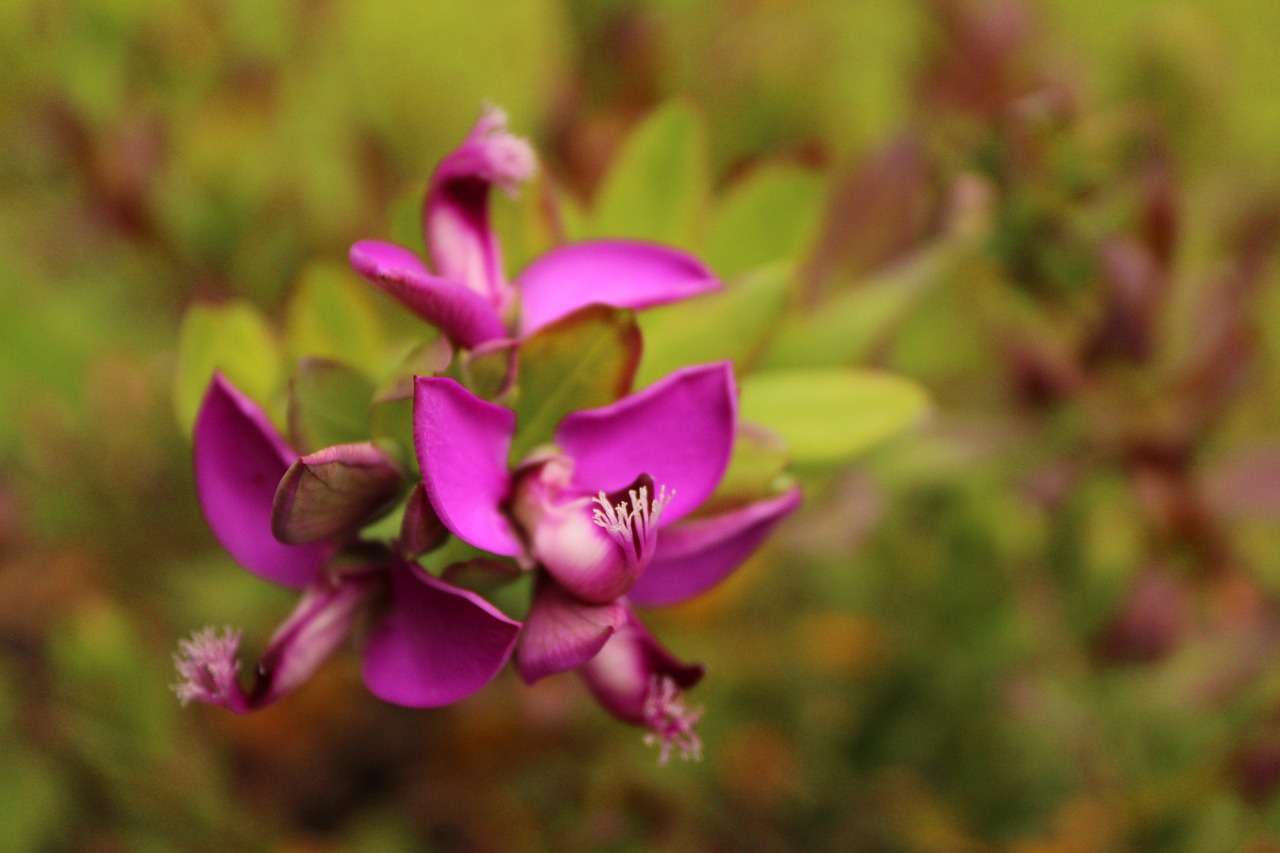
[5,0,1280,850]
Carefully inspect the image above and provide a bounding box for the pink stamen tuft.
[474,106,536,194]
[642,675,703,764]
[172,626,246,711]
[592,482,672,570]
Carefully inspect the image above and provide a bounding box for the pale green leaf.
[554,187,591,243]
[491,171,562,278]
[173,300,280,437]
[759,247,943,369]
[705,164,825,278]
[287,358,376,453]
[369,395,415,473]
[285,263,387,378]
[587,100,710,250]
[739,368,929,465]
[636,263,792,386]
[454,342,517,402]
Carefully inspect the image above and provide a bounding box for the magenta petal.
[349,240,506,348]
[629,487,802,607]
[516,240,723,337]
[413,377,521,556]
[527,493,635,604]
[578,610,703,725]
[251,570,378,709]
[362,560,521,707]
[555,363,737,525]
[515,578,626,683]
[513,461,647,604]
[193,375,329,589]
[424,106,534,306]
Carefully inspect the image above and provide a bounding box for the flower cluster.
[174,107,799,761]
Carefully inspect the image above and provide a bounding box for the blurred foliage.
[5,0,1280,851]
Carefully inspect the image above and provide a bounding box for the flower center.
[591,478,673,570]
[642,675,703,764]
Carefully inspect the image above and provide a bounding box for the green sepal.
[510,304,641,461]
[287,358,376,454]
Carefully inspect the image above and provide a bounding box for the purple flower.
[174,374,521,712]
[348,106,722,349]
[413,361,800,759]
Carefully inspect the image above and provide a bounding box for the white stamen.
[642,675,703,765]
[172,626,243,708]
[591,484,673,568]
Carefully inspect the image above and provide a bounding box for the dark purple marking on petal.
[629,486,801,607]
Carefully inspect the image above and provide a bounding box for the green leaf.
[174,300,280,437]
[739,368,929,465]
[759,247,942,369]
[704,165,825,278]
[636,263,792,386]
[285,263,387,378]
[370,395,415,472]
[703,421,793,512]
[287,358,376,453]
[369,340,454,473]
[587,99,710,250]
[453,342,517,402]
[511,305,641,460]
